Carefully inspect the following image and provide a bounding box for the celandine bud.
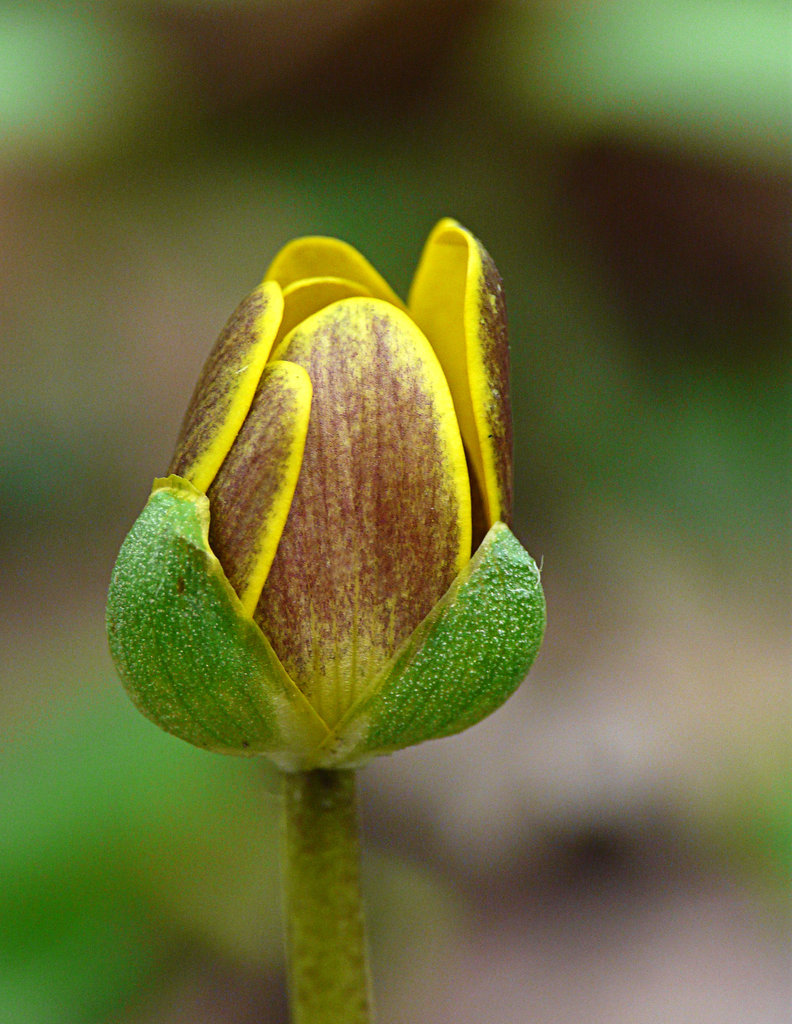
[106,219,545,771]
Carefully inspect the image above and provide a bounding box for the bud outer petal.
[257,297,473,726]
[170,282,284,492]
[207,359,312,617]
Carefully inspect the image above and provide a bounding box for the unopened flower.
[107,219,545,770]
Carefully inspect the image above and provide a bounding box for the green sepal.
[321,522,546,766]
[106,476,330,770]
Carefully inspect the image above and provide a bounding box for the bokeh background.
[1,2,789,1022]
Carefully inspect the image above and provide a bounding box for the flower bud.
[107,220,545,770]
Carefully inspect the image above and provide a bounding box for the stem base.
[281,769,372,1024]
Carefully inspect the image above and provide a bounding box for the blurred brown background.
[1,2,789,1022]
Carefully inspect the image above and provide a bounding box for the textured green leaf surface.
[106,478,328,766]
[328,523,545,764]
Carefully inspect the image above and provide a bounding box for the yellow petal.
[257,297,471,727]
[169,282,284,493]
[264,236,406,311]
[206,360,312,618]
[276,276,373,345]
[408,218,513,526]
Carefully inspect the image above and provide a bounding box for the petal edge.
[170,282,284,492]
[207,360,312,617]
[409,219,513,525]
[265,236,406,312]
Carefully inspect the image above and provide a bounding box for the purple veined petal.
[207,360,312,617]
[256,297,472,727]
[274,276,374,346]
[170,282,284,492]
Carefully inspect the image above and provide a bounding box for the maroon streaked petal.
[169,283,283,492]
[207,360,311,617]
[255,297,471,726]
[275,276,373,346]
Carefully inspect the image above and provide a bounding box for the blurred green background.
[1,2,789,1021]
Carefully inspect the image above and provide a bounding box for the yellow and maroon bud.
[107,220,545,770]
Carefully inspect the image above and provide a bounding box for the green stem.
[281,769,373,1024]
